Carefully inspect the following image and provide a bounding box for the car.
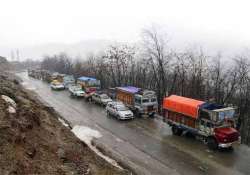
[106,101,134,120]
[68,85,85,97]
[92,93,112,106]
[50,80,65,90]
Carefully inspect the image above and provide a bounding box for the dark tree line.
[40,28,250,146]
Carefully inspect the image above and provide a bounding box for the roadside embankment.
[0,71,130,175]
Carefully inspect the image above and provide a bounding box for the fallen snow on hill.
[72,125,122,169]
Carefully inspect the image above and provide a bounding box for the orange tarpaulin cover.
[163,95,205,119]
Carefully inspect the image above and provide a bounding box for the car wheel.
[117,115,121,120]
[107,111,110,117]
[207,137,218,150]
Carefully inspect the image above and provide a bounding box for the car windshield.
[101,94,109,99]
[218,109,235,120]
[75,87,82,91]
[116,105,128,111]
[71,86,81,90]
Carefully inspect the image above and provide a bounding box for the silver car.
[92,93,112,106]
[106,101,134,120]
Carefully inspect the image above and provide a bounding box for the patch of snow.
[21,82,36,90]
[1,95,16,108]
[21,82,28,86]
[58,118,69,127]
[116,138,123,142]
[71,125,122,169]
[8,106,16,113]
[72,125,102,145]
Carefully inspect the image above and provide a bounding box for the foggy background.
[0,0,249,60]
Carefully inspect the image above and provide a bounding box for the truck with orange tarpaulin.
[163,95,240,149]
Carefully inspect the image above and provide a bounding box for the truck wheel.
[149,113,155,118]
[136,110,141,117]
[207,137,218,150]
[172,126,183,136]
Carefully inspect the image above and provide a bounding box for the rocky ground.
[0,69,129,174]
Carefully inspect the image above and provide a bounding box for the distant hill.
[0,39,113,61]
[20,39,112,60]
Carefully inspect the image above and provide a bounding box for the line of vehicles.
[28,69,241,150]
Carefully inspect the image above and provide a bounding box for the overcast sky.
[0,0,250,58]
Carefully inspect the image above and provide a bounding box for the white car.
[68,85,85,97]
[92,93,112,106]
[106,101,134,120]
[50,81,65,90]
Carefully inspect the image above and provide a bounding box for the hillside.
[0,63,128,174]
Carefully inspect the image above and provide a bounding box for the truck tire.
[135,110,141,118]
[172,126,183,136]
[207,137,218,150]
[149,113,155,118]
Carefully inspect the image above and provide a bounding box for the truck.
[28,69,42,79]
[40,71,62,83]
[63,75,75,89]
[77,76,101,101]
[163,95,240,150]
[40,70,52,83]
[116,86,158,117]
[50,80,65,90]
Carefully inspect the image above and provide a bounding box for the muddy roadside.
[0,71,131,175]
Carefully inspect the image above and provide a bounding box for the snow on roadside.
[21,82,36,90]
[71,125,123,169]
[1,95,16,108]
[1,95,17,114]
[58,118,70,128]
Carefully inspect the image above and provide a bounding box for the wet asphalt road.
[17,72,250,175]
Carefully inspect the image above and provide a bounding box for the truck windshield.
[151,98,157,102]
[142,98,149,103]
[218,110,235,120]
[101,94,109,99]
